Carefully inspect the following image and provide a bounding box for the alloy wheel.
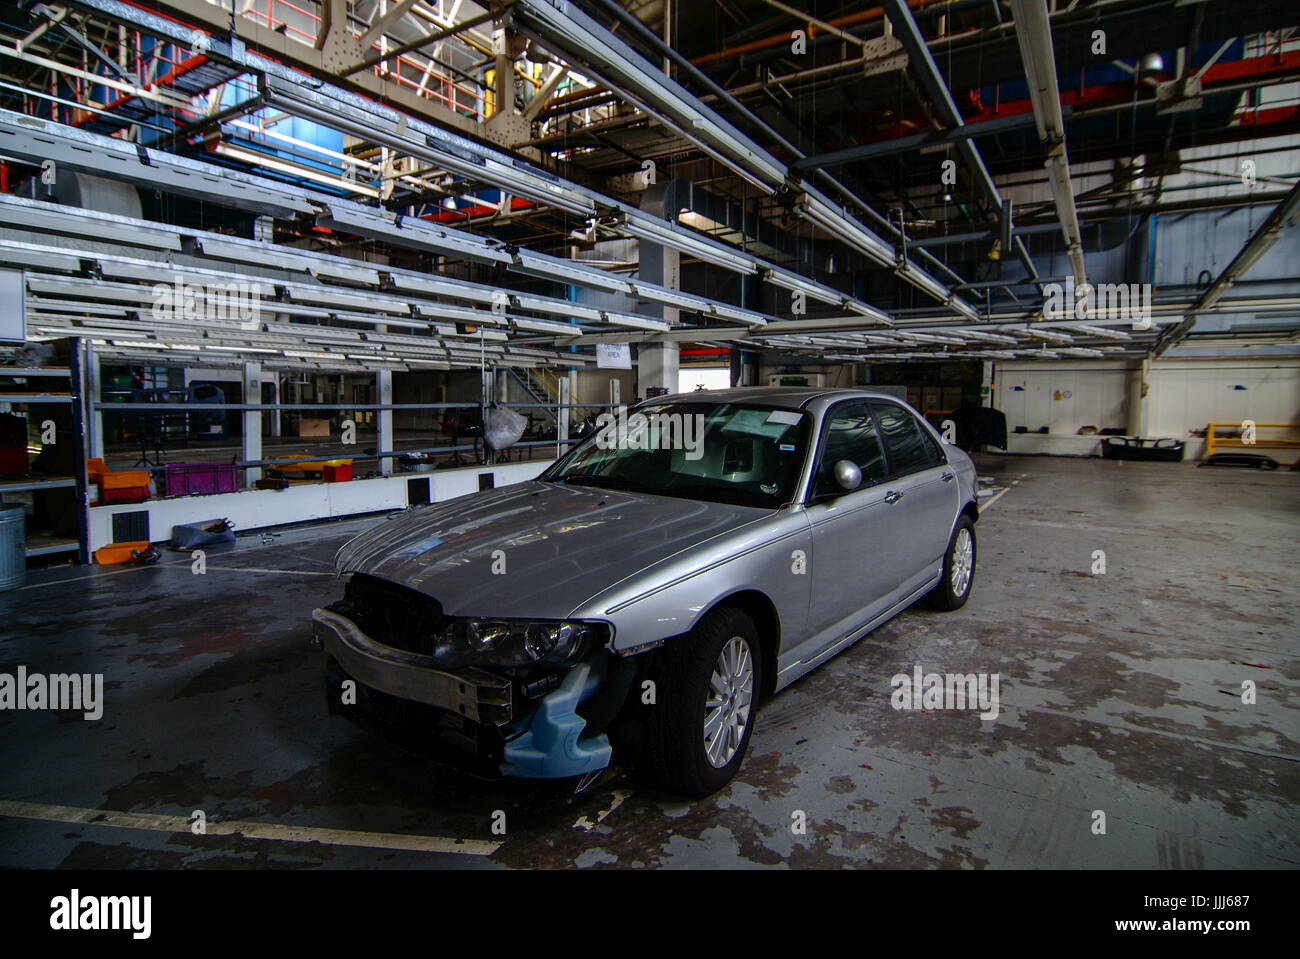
[703,636,754,768]
[951,527,974,597]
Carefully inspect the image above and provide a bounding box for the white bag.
[483,405,527,451]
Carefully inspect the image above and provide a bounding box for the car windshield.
[540,402,810,509]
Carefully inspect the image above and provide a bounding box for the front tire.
[635,606,761,797]
[924,515,976,611]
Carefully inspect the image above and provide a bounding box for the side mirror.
[833,459,862,492]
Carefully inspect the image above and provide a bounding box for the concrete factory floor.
[1,455,1296,869]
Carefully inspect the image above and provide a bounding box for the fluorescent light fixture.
[1021,328,1074,343]
[511,293,604,323]
[509,1,786,192]
[211,141,382,198]
[0,241,84,273]
[512,250,634,295]
[1064,324,1131,340]
[318,204,512,265]
[0,194,182,250]
[843,298,894,325]
[795,192,896,265]
[388,272,498,305]
[959,330,1020,345]
[761,266,844,306]
[512,316,583,335]
[617,213,759,274]
[709,302,769,327]
[282,283,411,314]
[632,284,716,315]
[196,236,381,286]
[600,310,671,332]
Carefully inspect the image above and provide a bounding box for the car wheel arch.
[693,590,781,703]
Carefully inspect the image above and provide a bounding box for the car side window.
[816,402,888,494]
[871,402,942,476]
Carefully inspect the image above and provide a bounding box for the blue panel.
[501,661,613,779]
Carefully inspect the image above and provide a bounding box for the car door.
[800,400,904,657]
[869,401,959,597]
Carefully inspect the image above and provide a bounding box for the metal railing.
[1205,422,1300,465]
[91,398,595,480]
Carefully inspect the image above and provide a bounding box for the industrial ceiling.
[0,0,1296,371]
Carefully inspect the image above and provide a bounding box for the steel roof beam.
[1154,179,1300,356]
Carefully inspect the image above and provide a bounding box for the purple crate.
[164,462,238,497]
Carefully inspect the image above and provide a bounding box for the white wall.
[995,361,1131,435]
[993,360,1129,454]
[1147,357,1300,457]
[992,357,1300,457]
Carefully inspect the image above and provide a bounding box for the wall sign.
[595,342,631,370]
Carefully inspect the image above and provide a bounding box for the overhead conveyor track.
[506,0,982,321]
[46,0,910,326]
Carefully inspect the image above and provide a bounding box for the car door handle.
[941,472,955,483]
[884,490,903,504]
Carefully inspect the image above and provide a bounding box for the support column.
[557,377,570,458]
[638,183,683,395]
[377,369,393,476]
[269,373,281,438]
[242,361,262,487]
[638,344,679,395]
[1126,357,1150,436]
[84,340,104,458]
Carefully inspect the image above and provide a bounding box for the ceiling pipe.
[582,0,968,290]
[1154,179,1300,356]
[880,0,1040,286]
[1008,0,1086,286]
[511,0,979,318]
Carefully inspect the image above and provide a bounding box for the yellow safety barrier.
[1205,423,1300,466]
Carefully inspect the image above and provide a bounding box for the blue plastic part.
[501,662,612,779]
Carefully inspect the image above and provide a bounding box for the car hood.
[335,481,768,619]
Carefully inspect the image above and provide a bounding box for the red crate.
[323,463,352,482]
[101,486,150,504]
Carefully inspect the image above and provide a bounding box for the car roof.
[642,387,906,410]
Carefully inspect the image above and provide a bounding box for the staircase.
[507,368,560,424]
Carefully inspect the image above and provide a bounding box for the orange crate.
[94,540,152,565]
[99,469,151,490]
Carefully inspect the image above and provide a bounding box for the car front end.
[313,570,638,782]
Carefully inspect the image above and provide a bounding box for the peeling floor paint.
[0,456,1295,869]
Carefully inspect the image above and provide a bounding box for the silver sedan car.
[312,388,979,796]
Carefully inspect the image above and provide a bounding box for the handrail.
[1205,422,1300,464]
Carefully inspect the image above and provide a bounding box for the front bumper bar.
[311,606,511,726]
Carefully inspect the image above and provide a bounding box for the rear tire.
[923,515,976,611]
[635,606,761,797]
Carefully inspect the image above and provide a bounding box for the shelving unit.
[0,339,91,564]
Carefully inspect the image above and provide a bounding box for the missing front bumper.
[311,606,511,726]
[313,606,616,781]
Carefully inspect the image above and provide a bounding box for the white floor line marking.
[11,563,335,591]
[0,800,500,856]
[980,487,1013,511]
[9,566,146,590]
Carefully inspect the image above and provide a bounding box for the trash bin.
[0,503,27,591]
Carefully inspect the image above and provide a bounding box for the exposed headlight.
[434,620,600,668]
